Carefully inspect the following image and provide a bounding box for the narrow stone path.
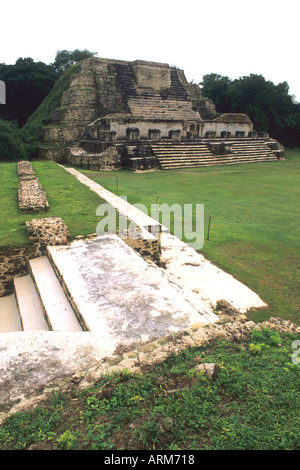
[61,165,267,313]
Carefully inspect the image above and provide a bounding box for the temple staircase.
[0,235,218,337]
[113,63,200,121]
[0,256,83,333]
[151,139,280,169]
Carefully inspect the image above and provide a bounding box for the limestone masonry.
[17,161,49,213]
[39,57,284,170]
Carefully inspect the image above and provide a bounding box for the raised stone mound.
[39,56,283,171]
[17,160,36,178]
[17,161,49,213]
[25,217,70,256]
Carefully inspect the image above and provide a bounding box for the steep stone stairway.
[127,94,199,120]
[0,255,83,333]
[0,235,218,338]
[151,139,280,169]
[113,62,199,121]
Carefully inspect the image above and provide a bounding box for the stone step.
[14,275,49,331]
[156,153,271,159]
[159,153,278,162]
[158,154,278,164]
[0,294,22,333]
[160,159,278,169]
[29,257,83,332]
[46,236,217,352]
[155,150,273,159]
[157,153,274,162]
[151,140,278,168]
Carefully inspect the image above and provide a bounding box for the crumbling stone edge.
[2,313,299,424]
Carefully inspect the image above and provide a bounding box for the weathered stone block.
[17,161,35,177]
[25,217,70,256]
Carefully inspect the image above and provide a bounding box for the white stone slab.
[0,294,22,333]
[14,275,49,331]
[47,235,217,356]
[160,232,267,312]
[29,257,82,332]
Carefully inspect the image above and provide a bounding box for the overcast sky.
[1,0,299,101]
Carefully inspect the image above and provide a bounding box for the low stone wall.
[119,225,161,264]
[66,146,122,171]
[17,161,49,213]
[17,161,35,177]
[0,245,36,297]
[74,226,162,265]
[25,217,71,257]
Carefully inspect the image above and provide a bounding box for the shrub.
[0,119,29,161]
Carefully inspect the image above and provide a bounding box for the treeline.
[200,73,300,147]
[0,49,96,161]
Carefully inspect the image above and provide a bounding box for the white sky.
[1,0,300,101]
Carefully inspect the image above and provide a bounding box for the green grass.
[77,149,300,325]
[0,327,299,450]
[1,154,299,451]
[1,153,299,326]
[0,160,103,247]
[1,153,299,325]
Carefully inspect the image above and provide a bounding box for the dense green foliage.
[51,49,97,75]
[0,50,96,161]
[200,73,300,147]
[0,63,81,161]
[0,58,58,127]
[0,327,299,450]
[0,119,30,161]
[0,50,97,126]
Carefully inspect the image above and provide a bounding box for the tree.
[200,73,300,147]
[0,58,58,126]
[52,49,97,75]
[200,74,232,112]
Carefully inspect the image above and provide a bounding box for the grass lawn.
[0,327,299,450]
[0,153,299,451]
[0,151,299,325]
[78,149,300,325]
[0,160,103,247]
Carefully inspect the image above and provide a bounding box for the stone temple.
[39,57,284,170]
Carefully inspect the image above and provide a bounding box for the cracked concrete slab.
[47,235,218,352]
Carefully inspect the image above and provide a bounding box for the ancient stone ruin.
[39,57,284,171]
[17,161,49,213]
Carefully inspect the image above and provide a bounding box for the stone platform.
[47,235,217,349]
[0,235,218,412]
